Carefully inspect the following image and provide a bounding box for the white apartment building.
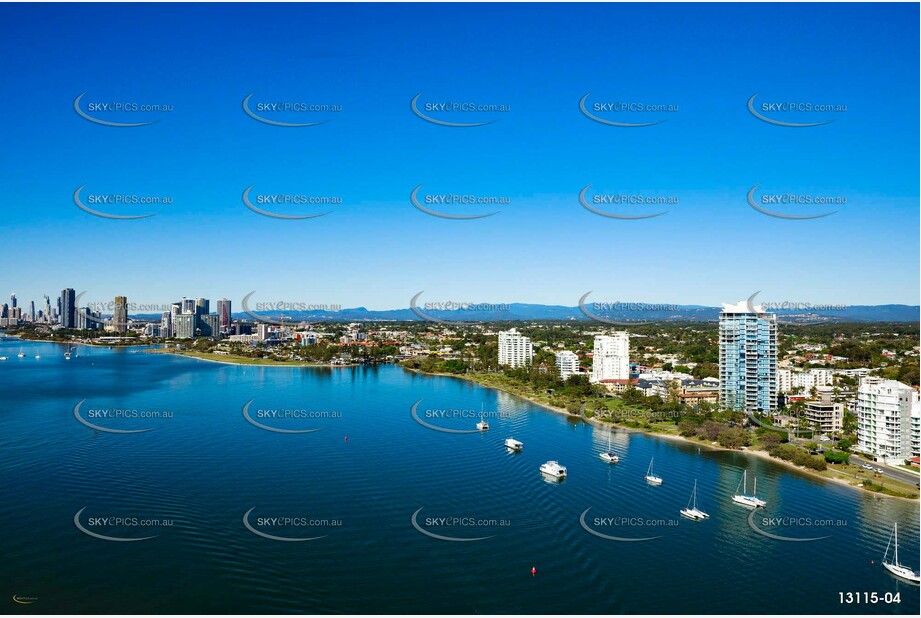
[555,351,580,379]
[856,377,919,464]
[591,332,630,383]
[776,368,835,394]
[911,401,920,461]
[498,328,533,368]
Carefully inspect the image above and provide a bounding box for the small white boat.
[731,470,766,508]
[599,432,619,463]
[882,522,921,584]
[17,348,25,358]
[505,438,523,451]
[540,460,567,478]
[0,356,7,361]
[34,355,41,359]
[644,457,663,485]
[680,479,709,520]
[476,404,489,431]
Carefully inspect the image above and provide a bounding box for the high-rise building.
[174,313,196,339]
[498,328,533,368]
[29,300,35,322]
[200,314,221,339]
[718,300,777,414]
[217,299,232,331]
[555,351,580,379]
[61,288,76,328]
[113,296,128,333]
[160,311,172,338]
[10,293,16,309]
[856,377,918,464]
[591,333,630,383]
[181,297,195,315]
[196,298,209,316]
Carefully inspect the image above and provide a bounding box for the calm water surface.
[1,339,918,614]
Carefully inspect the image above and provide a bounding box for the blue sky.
[1,2,918,311]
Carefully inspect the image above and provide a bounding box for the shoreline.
[152,349,363,368]
[403,366,919,501]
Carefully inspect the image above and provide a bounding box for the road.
[850,454,920,487]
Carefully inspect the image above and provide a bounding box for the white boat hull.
[883,562,921,584]
[680,508,709,520]
[600,453,619,463]
[732,494,766,508]
[645,476,663,485]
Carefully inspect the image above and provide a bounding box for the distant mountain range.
[198,303,921,324]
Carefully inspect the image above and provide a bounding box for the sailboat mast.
[894,523,899,566]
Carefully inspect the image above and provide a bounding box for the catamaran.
[680,479,709,520]
[540,460,567,478]
[476,404,489,431]
[599,432,619,463]
[882,522,921,584]
[644,457,663,485]
[731,470,766,508]
[505,438,523,451]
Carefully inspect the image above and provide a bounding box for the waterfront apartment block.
[590,332,630,383]
[856,377,918,464]
[498,328,533,368]
[555,350,580,379]
[718,300,777,414]
[803,392,844,433]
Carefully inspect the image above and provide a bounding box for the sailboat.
[64,347,73,360]
[882,523,921,584]
[644,457,663,485]
[599,432,619,463]
[476,404,489,431]
[680,480,709,520]
[17,347,25,358]
[731,470,766,508]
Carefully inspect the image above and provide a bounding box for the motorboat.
[540,460,567,478]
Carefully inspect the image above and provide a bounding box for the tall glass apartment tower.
[719,300,777,414]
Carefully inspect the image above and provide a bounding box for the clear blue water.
[1,338,918,614]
